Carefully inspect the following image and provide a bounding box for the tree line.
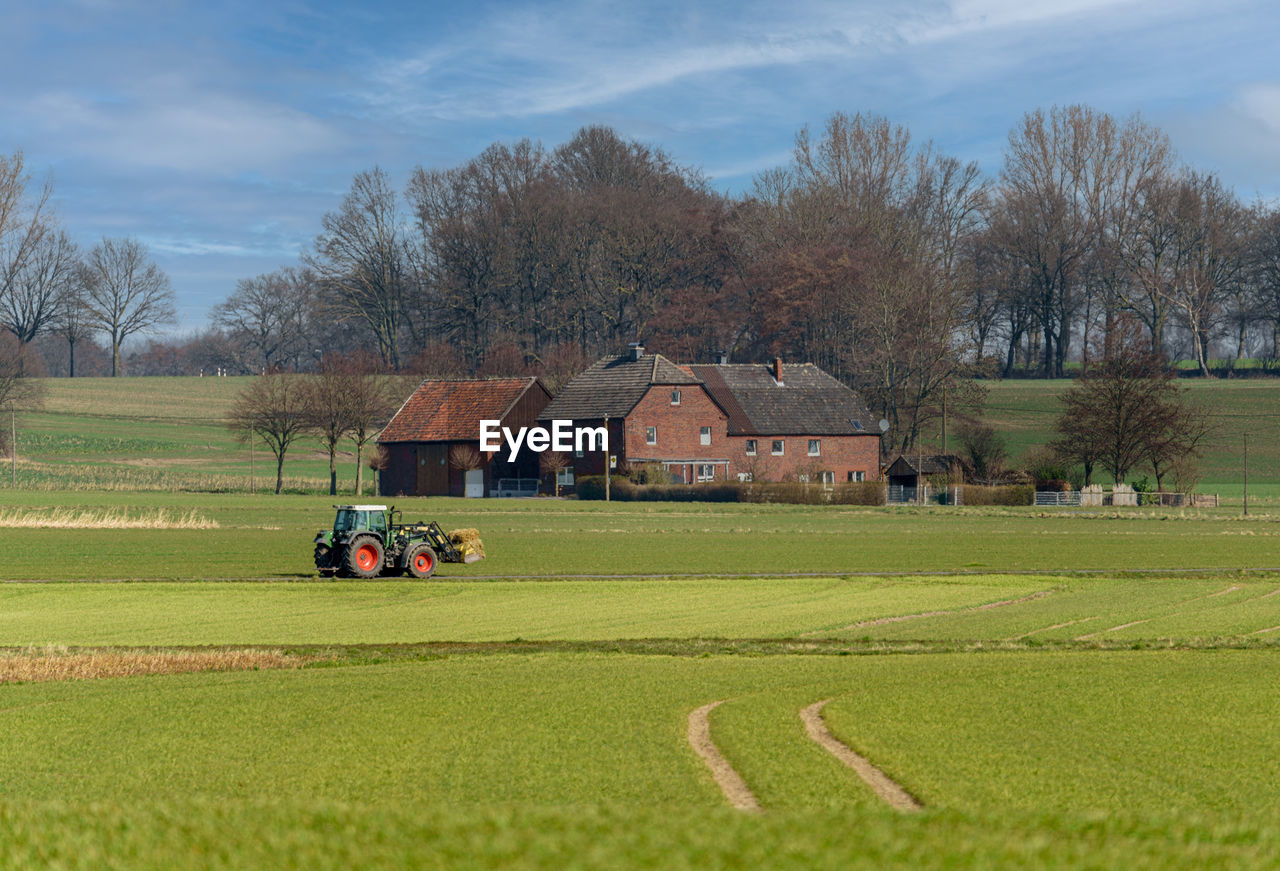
[5,106,1280,454]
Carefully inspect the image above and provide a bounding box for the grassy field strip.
[3,653,1280,867]
[799,699,922,812]
[7,492,1280,579]
[857,579,1280,641]
[0,577,1053,646]
[828,588,1058,633]
[13,651,1276,815]
[687,700,760,812]
[822,650,1280,817]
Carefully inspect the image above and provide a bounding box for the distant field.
[7,373,1280,495]
[980,378,1280,491]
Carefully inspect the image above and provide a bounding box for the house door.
[464,469,484,498]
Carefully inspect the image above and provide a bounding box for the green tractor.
[313,505,472,579]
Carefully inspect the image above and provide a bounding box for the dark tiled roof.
[884,453,970,476]
[538,354,699,420]
[687,363,876,436]
[380,377,544,442]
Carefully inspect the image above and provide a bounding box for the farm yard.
[4,379,1280,867]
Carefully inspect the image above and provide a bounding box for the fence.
[1034,490,1082,507]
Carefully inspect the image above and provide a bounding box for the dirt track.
[800,699,921,812]
[687,700,761,812]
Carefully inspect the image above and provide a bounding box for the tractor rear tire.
[404,544,437,579]
[345,535,384,579]
[314,544,335,574]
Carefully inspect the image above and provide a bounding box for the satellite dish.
[878,419,890,433]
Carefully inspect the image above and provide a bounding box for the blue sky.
[5,0,1279,331]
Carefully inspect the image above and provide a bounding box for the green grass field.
[6,376,1280,867]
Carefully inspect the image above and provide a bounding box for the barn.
[377,377,552,497]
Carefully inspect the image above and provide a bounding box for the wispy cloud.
[18,84,344,175]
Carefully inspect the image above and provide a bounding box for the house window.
[745,439,757,456]
[848,471,866,482]
[696,463,715,482]
[737,471,753,482]
[646,426,657,445]
[808,439,821,456]
[557,466,575,487]
[820,471,835,489]
[700,426,711,446]
[771,439,784,455]
[671,389,681,405]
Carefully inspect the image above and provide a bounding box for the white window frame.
[696,463,715,482]
[700,426,711,446]
[646,426,657,445]
[557,466,575,487]
[771,439,785,456]
[808,439,821,456]
[848,470,866,483]
[671,389,681,405]
[820,471,835,489]
[745,439,757,456]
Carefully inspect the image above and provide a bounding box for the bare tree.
[303,354,357,496]
[337,351,400,496]
[1164,172,1250,376]
[81,237,177,376]
[309,168,409,369]
[2,228,78,349]
[0,151,54,323]
[539,450,570,497]
[212,266,317,372]
[0,333,47,462]
[1250,205,1280,356]
[51,269,94,377]
[1052,344,1206,486]
[227,371,309,495]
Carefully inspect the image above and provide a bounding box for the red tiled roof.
[380,377,543,442]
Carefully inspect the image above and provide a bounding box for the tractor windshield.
[334,509,360,533]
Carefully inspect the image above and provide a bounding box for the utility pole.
[1243,433,1249,517]
[10,409,15,487]
[604,414,611,502]
[249,427,255,495]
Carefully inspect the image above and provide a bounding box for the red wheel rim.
[413,551,433,573]
[356,545,379,571]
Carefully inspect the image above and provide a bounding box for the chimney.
[717,351,729,365]
[628,342,644,362]
[772,357,784,385]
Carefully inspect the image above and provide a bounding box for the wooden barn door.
[415,444,449,495]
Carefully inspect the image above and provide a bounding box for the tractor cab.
[333,505,389,541]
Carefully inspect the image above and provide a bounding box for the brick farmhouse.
[538,345,881,487]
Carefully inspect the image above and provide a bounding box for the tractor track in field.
[687,701,761,812]
[826,589,1057,633]
[800,699,922,812]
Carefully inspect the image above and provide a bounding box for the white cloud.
[19,82,345,175]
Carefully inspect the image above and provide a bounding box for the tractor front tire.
[404,544,437,579]
[345,536,384,579]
